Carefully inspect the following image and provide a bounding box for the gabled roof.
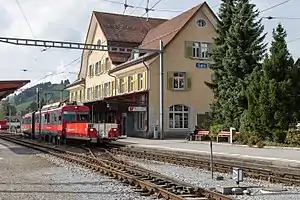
[140,3,203,50]
[94,12,167,44]
[111,2,216,72]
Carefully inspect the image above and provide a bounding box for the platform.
[114,137,300,168]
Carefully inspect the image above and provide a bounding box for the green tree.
[220,0,266,128]
[205,0,236,124]
[289,58,300,122]
[27,101,38,112]
[1,100,17,116]
[242,23,294,138]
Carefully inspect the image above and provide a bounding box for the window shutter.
[185,41,193,58]
[143,71,147,90]
[208,43,213,58]
[167,72,174,90]
[186,73,192,90]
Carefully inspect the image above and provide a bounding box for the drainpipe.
[142,60,150,134]
[108,72,117,96]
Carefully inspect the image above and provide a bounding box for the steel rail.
[0,135,232,200]
[109,147,300,186]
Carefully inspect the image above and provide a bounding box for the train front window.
[77,112,89,122]
[62,111,76,122]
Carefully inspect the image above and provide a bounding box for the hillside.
[12,80,70,114]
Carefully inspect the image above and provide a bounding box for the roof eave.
[109,53,158,74]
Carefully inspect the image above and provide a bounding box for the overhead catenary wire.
[14,0,49,52]
[259,0,292,13]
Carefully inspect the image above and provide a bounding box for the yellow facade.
[67,3,217,137]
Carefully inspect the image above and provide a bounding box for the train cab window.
[77,112,89,122]
[62,111,76,122]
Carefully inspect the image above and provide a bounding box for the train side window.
[58,116,61,121]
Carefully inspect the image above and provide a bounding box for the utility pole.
[159,40,164,140]
[36,88,42,140]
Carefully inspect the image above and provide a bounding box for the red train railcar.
[22,101,98,144]
[0,120,9,131]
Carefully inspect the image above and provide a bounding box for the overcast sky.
[0,0,298,90]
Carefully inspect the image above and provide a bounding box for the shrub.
[247,135,259,147]
[209,124,224,140]
[285,130,300,146]
[272,129,287,144]
[256,141,265,148]
[233,132,249,145]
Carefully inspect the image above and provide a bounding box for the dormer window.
[96,39,101,49]
[132,49,140,60]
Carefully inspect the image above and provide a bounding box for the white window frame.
[128,76,134,92]
[196,19,206,28]
[137,73,143,90]
[119,78,125,94]
[173,72,186,90]
[95,62,99,75]
[104,82,110,97]
[95,85,99,99]
[88,65,93,77]
[87,88,92,101]
[169,104,189,129]
[105,58,110,71]
[191,42,211,59]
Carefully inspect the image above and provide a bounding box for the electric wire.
[14,0,49,52]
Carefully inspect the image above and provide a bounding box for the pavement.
[114,137,300,168]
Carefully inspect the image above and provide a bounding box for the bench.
[217,131,239,142]
[195,130,210,141]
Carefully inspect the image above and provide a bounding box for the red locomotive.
[0,120,9,131]
[21,101,119,144]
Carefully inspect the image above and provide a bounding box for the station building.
[66,2,218,138]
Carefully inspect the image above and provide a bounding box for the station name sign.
[128,106,147,112]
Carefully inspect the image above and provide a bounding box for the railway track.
[109,146,300,186]
[0,135,232,200]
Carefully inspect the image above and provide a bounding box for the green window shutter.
[185,41,193,58]
[208,43,213,58]
[186,73,192,90]
[167,72,174,90]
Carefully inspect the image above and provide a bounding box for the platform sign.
[128,106,146,112]
[232,168,244,185]
[196,62,209,68]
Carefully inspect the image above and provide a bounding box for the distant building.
[66,2,218,138]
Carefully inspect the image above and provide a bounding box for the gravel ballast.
[0,139,152,200]
[121,156,300,200]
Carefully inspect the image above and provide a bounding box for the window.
[137,112,145,130]
[88,65,93,77]
[77,112,89,122]
[196,19,206,27]
[128,76,134,92]
[201,43,209,58]
[95,85,100,99]
[173,72,186,90]
[119,78,125,93]
[104,82,110,97]
[137,73,143,90]
[95,62,99,75]
[169,105,189,129]
[105,58,110,71]
[185,41,211,59]
[79,90,82,102]
[87,88,92,101]
[63,111,76,122]
[97,39,101,48]
[193,42,200,58]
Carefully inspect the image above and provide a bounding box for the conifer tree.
[206,0,236,124]
[220,0,266,128]
[243,24,294,137]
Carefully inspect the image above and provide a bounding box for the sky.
[0,0,299,91]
